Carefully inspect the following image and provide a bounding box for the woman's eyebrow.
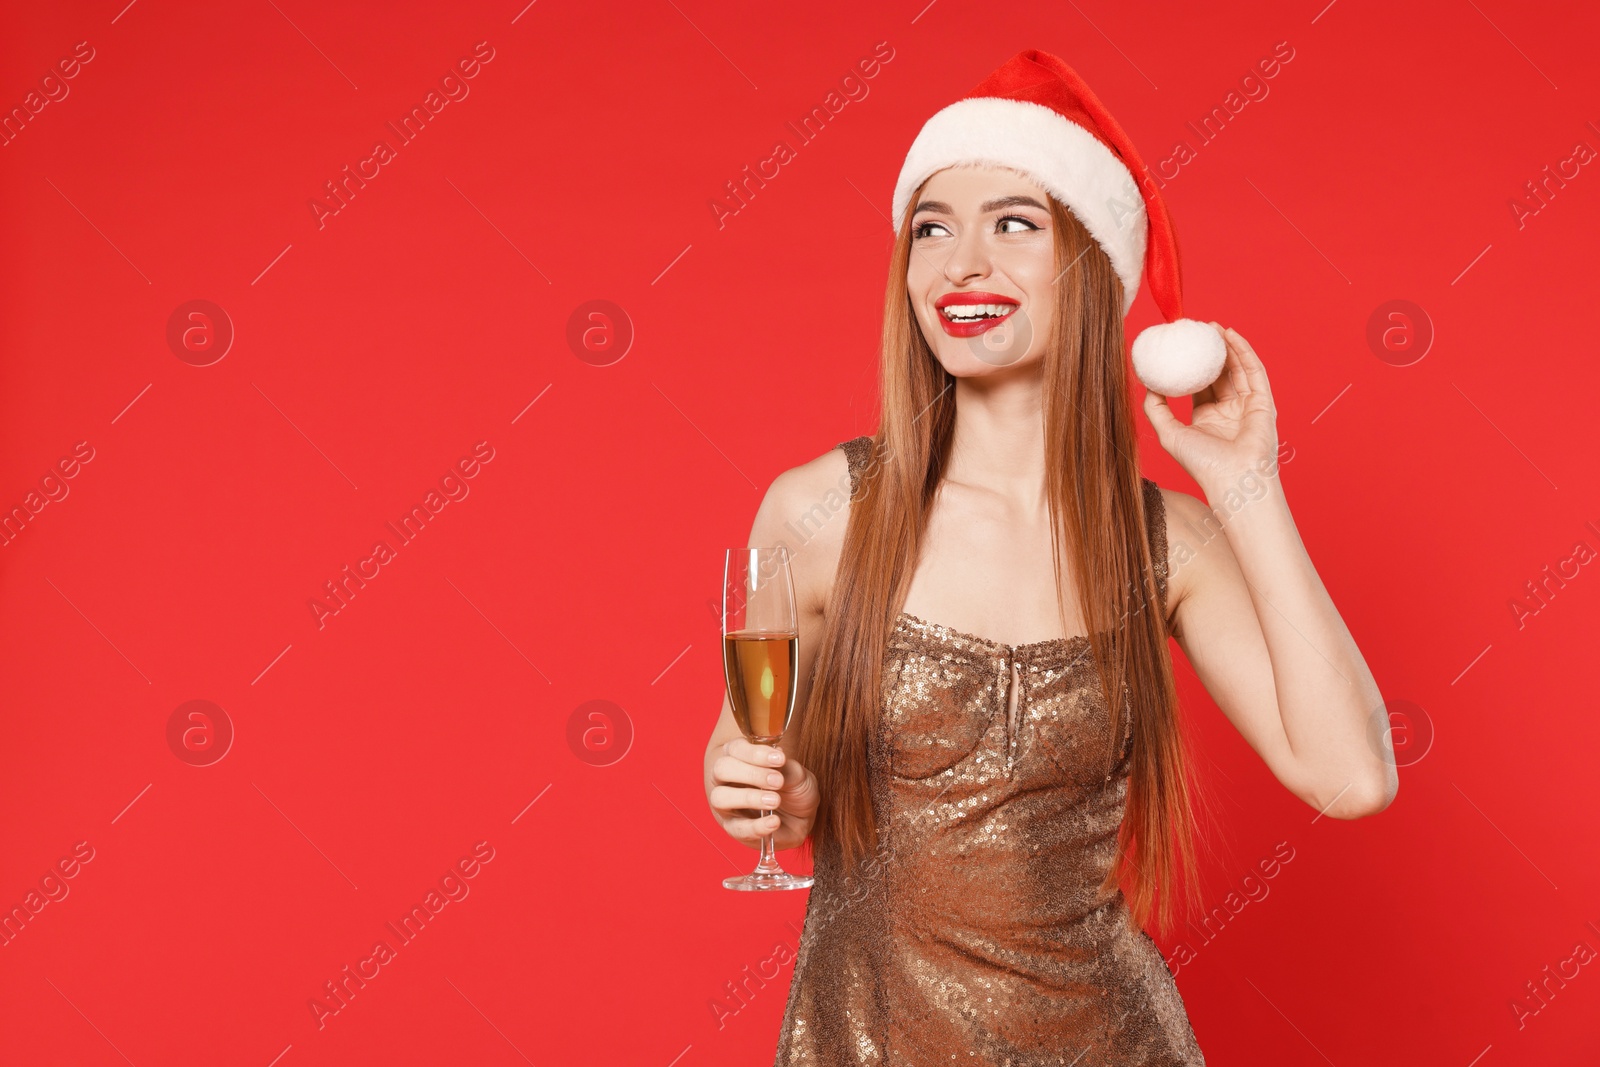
[912,195,1050,216]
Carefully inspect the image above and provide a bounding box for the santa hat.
[891,49,1225,397]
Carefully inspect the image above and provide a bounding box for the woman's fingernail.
[768,752,783,765]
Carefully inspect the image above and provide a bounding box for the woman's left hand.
[1142,322,1280,494]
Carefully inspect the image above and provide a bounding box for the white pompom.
[1131,319,1227,396]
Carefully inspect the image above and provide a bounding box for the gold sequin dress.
[774,435,1204,1066]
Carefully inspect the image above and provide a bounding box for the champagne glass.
[721,546,813,891]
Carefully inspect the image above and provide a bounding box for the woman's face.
[906,164,1058,375]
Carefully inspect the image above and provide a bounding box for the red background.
[2,1,1598,1064]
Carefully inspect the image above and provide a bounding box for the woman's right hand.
[709,738,819,852]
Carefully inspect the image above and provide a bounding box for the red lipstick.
[934,291,1020,338]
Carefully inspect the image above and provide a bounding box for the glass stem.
[755,809,782,873]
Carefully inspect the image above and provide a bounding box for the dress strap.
[1140,477,1170,619]
[836,435,873,498]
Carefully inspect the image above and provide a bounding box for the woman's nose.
[942,224,991,283]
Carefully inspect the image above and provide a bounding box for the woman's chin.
[930,345,1041,377]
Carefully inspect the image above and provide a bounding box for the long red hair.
[791,177,1208,935]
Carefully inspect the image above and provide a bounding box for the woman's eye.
[913,216,1040,240]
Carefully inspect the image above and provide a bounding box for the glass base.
[724,869,814,891]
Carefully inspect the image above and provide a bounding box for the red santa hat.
[891,49,1226,397]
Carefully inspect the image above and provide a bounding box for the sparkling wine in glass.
[722,546,813,891]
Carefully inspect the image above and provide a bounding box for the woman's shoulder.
[1145,479,1208,549]
[761,438,861,518]
[746,439,863,612]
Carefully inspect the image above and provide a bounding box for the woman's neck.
[943,373,1049,511]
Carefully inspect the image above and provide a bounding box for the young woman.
[703,50,1396,1066]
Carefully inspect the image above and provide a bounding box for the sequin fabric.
[773,436,1204,1066]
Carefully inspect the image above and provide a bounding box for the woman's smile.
[935,291,1021,338]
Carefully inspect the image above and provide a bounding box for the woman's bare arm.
[703,447,853,849]
[1162,483,1396,818]
[1146,325,1398,820]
